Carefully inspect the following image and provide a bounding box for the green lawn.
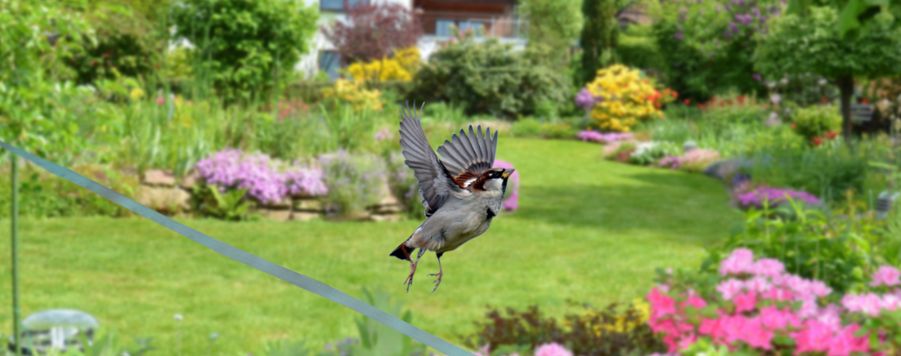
[0,138,740,354]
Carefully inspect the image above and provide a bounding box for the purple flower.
[575,88,599,110]
[195,149,328,204]
[735,186,821,208]
[674,31,685,41]
[577,130,633,144]
[494,159,520,212]
[752,73,763,82]
[658,156,682,169]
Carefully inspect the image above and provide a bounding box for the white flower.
[174,313,183,321]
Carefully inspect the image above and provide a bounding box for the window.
[320,0,368,12]
[435,19,455,37]
[459,20,486,36]
[318,50,341,80]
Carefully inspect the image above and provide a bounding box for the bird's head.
[477,168,514,192]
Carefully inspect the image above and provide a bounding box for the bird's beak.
[501,169,515,179]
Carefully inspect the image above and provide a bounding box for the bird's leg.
[430,252,444,293]
[404,248,426,292]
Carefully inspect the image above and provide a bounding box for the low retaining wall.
[136,169,405,221]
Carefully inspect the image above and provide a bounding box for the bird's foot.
[404,263,417,292]
[429,271,443,293]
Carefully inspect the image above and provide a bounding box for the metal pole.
[10,155,21,356]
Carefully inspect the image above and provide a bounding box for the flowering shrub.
[493,159,520,212]
[790,105,842,146]
[471,302,665,356]
[657,148,721,172]
[576,130,633,144]
[319,151,386,217]
[649,248,901,355]
[195,149,327,205]
[580,65,672,132]
[629,142,680,166]
[734,186,821,209]
[346,47,421,84]
[321,79,383,111]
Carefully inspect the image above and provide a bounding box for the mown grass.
[0,138,740,354]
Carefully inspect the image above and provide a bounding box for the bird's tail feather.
[389,243,414,261]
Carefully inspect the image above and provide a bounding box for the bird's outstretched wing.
[437,124,498,187]
[399,104,458,217]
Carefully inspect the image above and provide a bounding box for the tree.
[579,0,619,84]
[171,0,318,102]
[322,2,422,64]
[754,6,901,139]
[520,0,582,66]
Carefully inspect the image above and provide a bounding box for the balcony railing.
[421,14,527,39]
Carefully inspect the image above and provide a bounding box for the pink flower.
[793,320,834,354]
[699,317,726,342]
[719,248,755,276]
[534,343,572,356]
[733,291,758,313]
[684,292,707,309]
[752,258,784,277]
[716,278,745,300]
[842,293,883,316]
[827,324,869,356]
[155,95,165,106]
[648,287,677,319]
[758,306,799,330]
[870,265,900,287]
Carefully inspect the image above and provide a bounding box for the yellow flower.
[585,64,663,132]
[129,87,145,101]
[346,47,421,84]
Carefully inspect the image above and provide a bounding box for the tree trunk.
[838,74,855,141]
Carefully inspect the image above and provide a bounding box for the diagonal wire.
[0,141,472,356]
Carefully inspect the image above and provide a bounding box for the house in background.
[297,0,527,79]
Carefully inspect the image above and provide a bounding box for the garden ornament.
[390,103,513,292]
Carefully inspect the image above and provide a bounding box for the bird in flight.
[390,104,514,292]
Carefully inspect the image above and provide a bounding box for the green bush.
[0,164,138,218]
[320,152,385,218]
[617,24,666,75]
[385,152,426,218]
[469,304,665,355]
[789,104,842,142]
[411,38,569,118]
[510,118,577,139]
[652,0,770,102]
[0,0,92,163]
[747,139,889,201]
[171,0,318,102]
[66,1,170,84]
[701,201,893,293]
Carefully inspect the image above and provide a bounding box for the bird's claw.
[429,272,443,293]
[404,264,417,292]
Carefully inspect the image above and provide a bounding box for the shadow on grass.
[513,171,741,246]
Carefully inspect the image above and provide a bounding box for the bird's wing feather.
[399,104,457,217]
[437,124,498,181]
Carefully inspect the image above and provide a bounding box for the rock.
[142,169,176,187]
[259,208,292,222]
[291,211,321,221]
[180,170,200,190]
[262,198,292,210]
[370,203,402,214]
[135,185,190,214]
[704,159,750,182]
[370,213,402,222]
[293,198,324,212]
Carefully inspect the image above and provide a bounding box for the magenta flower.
[870,265,900,287]
[534,343,572,356]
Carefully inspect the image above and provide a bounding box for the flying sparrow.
[390,104,514,292]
